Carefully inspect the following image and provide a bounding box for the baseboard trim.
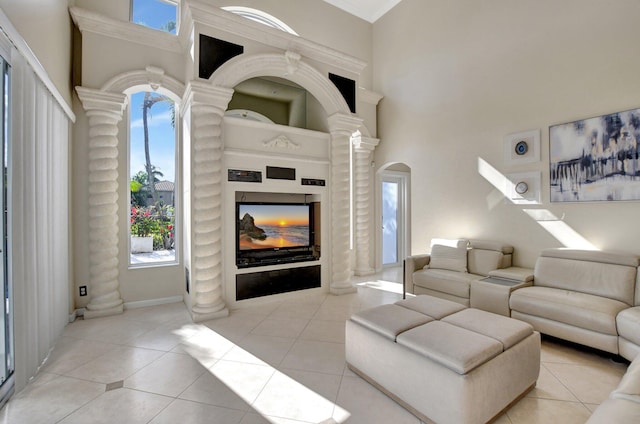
[69,308,86,322]
[124,296,183,310]
[69,296,183,322]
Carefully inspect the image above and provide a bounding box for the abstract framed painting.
[549,107,640,202]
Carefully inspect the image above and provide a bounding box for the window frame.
[127,89,180,269]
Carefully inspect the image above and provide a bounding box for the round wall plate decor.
[515,140,529,156]
[515,181,529,194]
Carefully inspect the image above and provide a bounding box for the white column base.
[330,285,357,295]
[354,267,375,276]
[84,304,124,319]
[191,308,229,322]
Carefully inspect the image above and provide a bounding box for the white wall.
[0,0,73,105]
[373,0,640,266]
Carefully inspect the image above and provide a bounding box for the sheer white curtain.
[10,49,71,391]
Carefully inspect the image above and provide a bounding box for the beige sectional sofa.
[509,248,640,360]
[404,239,514,306]
[586,354,640,423]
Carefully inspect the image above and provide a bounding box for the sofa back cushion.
[534,249,640,305]
[428,239,468,273]
[467,240,514,276]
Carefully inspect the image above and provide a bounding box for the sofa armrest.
[404,254,430,295]
[488,267,534,283]
[405,254,430,272]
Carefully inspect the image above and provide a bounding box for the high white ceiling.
[322,0,404,23]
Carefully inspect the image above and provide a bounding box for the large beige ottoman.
[346,295,540,424]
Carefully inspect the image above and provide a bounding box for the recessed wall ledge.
[69,6,182,53]
[183,0,367,76]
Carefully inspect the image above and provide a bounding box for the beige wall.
[373,0,640,266]
[0,0,73,105]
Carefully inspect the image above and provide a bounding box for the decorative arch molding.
[179,49,364,319]
[209,51,352,117]
[102,65,185,100]
[77,65,184,319]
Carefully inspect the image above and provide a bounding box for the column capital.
[328,113,363,136]
[353,135,379,152]
[76,86,127,117]
[359,88,384,106]
[182,80,234,112]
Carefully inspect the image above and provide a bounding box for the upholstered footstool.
[346,295,540,424]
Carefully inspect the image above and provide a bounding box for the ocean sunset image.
[238,204,311,250]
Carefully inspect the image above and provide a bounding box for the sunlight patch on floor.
[174,324,351,423]
[356,279,404,295]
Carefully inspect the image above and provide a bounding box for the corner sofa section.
[586,354,640,423]
[404,239,514,306]
[509,248,640,360]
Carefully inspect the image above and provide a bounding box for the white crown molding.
[69,7,182,54]
[184,0,367,76]
[359,88,384,105]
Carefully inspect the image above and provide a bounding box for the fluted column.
[328,113,363,294]
[183,81,233,322]
[353,135,379,276]
[76,87,127,319]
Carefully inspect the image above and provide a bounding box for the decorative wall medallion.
[514,140,529,156]
[515,181,529,194]
[263,135,300,149]
[505,172,541,204]
[504,129,540,165]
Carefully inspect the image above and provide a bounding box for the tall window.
[129,91,177,265]
[131,0,178,33]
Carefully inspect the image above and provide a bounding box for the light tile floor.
[0,267,629,423]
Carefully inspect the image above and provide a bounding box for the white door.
[381,173,406,267]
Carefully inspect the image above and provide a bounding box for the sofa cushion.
[428,238,468,272]
[350,304,433,341]
[413,268,479,298]
[617,307,640,347]
[443,308,533,350]
[396,295,465,320]
[534,254,637,305]
[468,249,503,277]
[612,356,640,403]
[510,286,628,335]
[396,321,503,374]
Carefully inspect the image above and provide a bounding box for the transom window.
[222,6,298,35]
[131,0,178,33]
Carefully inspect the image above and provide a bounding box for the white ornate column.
[183,81,233,321]
[328,113,363,294]
[76,87,126,318]
[353,134,379,276]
